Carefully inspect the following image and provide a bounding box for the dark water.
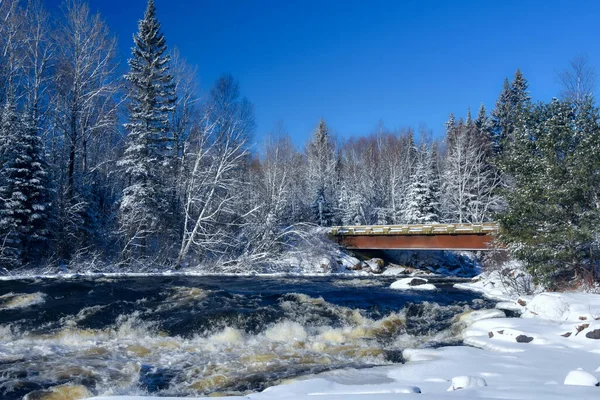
[0,275,492,398]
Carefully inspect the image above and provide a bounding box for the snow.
[564,370,599,387]
[390,277,437,291]
[522,292,600,322]
[446,375,487,391]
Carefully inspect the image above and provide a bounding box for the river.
[0,275,492,399]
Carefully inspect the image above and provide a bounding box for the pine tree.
[0,98,51,266]
[118,0,176,256]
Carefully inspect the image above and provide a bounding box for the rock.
[579,316,588,320]
[398,386,421,393]
[576,324,589,335]
[488,331,494,338]
[564,369,599,387]
[586,329,600,339]
[497,330,504,334]
[515,335,534,343]
[447,376,487,391]
[408,278,429,286]
[561,332,572,337]
[390,278,436,291]
[365,258,384,274]
[319,257,339,272]
[349,262,363,271]
[25,385,91,400]
[517,299,527,306]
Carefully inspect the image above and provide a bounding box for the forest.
[1,0,599,287]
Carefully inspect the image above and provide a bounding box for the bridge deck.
[330,223,500,250]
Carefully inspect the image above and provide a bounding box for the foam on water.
[0,292,46,310]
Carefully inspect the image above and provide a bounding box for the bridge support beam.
[337,234,495,251]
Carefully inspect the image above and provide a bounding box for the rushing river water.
[0,275,492,399]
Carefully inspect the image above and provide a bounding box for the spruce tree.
[404,142,439,224]
[0,98,51,266]
[497,98,600,286]
[491,70,531,155]
[307,119,337,226]
[474,104,493,151]
[118,0,176,256]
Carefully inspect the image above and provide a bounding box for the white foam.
[0,292,46,310]
[264,321,308,343]
[209,327,245,345]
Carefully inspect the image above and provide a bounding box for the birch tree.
[176,75,253,266]
[52,0,120,257]
[442,114,502,223]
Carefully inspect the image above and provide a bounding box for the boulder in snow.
[563,369,599,387]
[447,376,487,391]
[586,329,600,339]
[515,335,534,343]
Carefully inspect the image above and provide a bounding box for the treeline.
[0,0,598,285]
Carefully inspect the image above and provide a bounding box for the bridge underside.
[337,234,495,251]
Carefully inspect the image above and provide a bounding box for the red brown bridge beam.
[329,223,500,251]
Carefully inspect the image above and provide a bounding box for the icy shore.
[85,272,600,400]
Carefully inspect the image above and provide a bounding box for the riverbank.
[85,272,600,400]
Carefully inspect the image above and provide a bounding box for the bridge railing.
[330,223,499,236]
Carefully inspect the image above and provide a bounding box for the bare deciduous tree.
[53,0,119,195]
[558,54,596,104]
[177,75,254,266]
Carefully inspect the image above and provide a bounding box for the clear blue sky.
[46,0,600,147]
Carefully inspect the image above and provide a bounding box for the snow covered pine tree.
[118,0,176,258]
[307,119,337,226]
[0,95,50,267]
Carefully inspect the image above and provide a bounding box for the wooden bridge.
[330,223,500,251]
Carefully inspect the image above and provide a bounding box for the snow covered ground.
[85,271,600,400]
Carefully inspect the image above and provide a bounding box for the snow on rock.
[447,375,487,391]
[495,301,524,313]
[523,293,571,320]
[523,293,600,322]
[458,309,506,325]
[390,277,436,291]
[364,258,384,274]
[563,369,599,387]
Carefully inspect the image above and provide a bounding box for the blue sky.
[46,0,600,147]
